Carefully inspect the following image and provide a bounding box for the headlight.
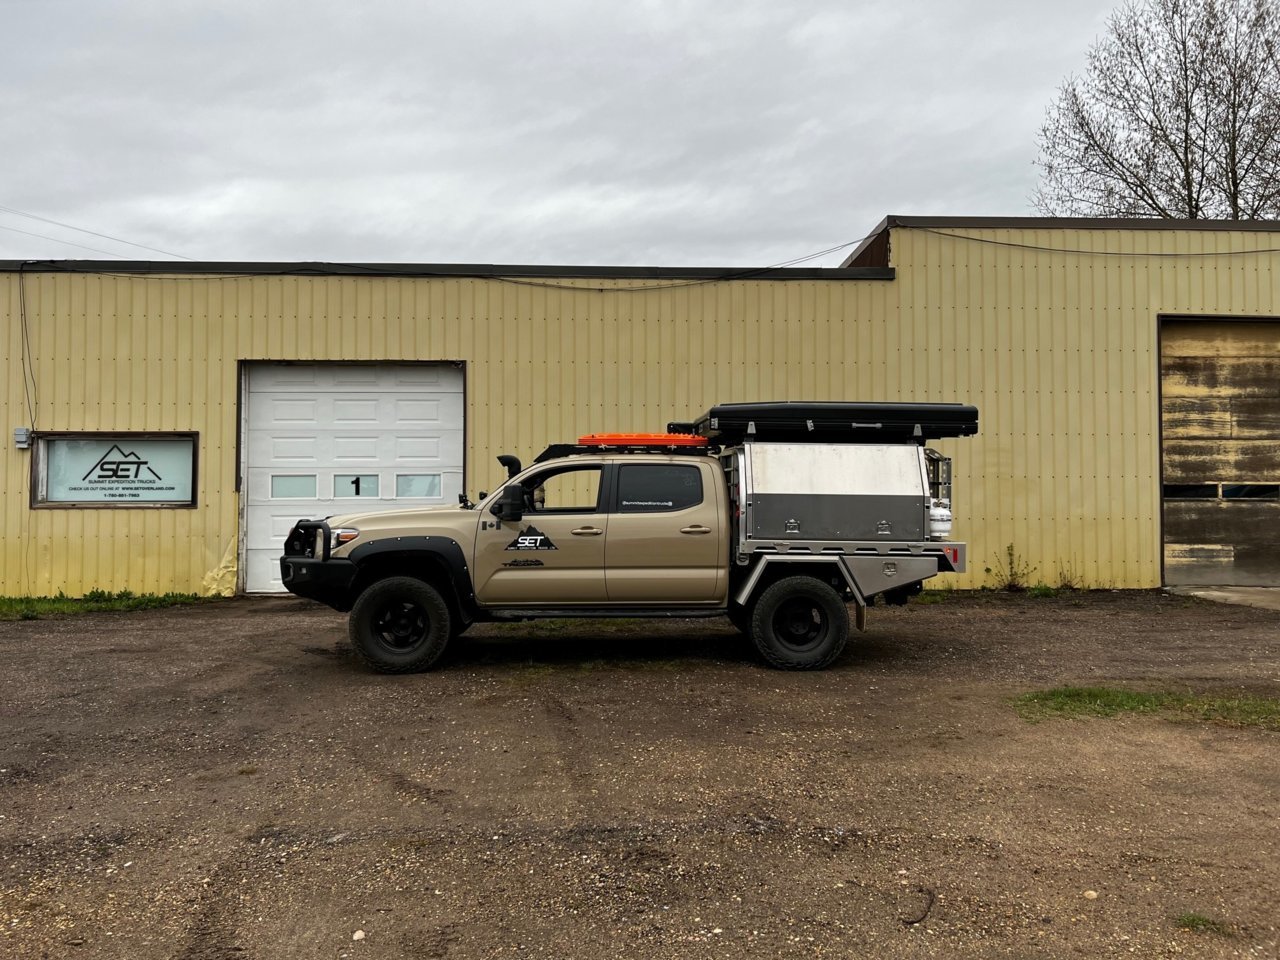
[330,527,360,551]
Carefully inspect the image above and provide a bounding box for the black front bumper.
[279,556,359,610]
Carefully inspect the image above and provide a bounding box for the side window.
[524,466,602,513]
[618,464,703,513]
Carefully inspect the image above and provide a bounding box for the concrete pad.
[1169,585,1280,613]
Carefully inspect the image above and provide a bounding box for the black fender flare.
[346,537,479,622]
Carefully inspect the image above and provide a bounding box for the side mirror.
[490,484,524,523]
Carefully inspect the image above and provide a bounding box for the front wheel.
[349,576,452,673]
[749,576,850,670]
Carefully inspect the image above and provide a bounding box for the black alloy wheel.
[749,575,850,670]
[349,576,452,673]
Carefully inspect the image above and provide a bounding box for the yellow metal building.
[2,215,1278,596]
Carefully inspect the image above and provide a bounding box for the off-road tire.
[749,575,849,670]
[349,576,452,673]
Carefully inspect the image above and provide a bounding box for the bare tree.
[1034,0,1280,219]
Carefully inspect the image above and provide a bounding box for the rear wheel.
[750,576,849,670]
[349,576,452,673]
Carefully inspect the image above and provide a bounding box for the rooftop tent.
[671,402,980,445]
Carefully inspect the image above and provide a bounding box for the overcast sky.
[0,0,1118,267]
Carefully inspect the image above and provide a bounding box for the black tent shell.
[671,401,979,444]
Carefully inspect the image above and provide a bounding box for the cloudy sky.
[1,0,1117,267]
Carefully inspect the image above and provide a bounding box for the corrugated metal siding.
[890,225,1279,589]
[2,271,902,596]
[2,223,1278,597]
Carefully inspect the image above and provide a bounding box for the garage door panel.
[331,436,380,461]
[1163,440,1280,483]
[396,436,441,461]
[394,365,448,386]
[1233,546,1280,583]
[1162,321,1280,357]
[251,366,318,389]
[332,366,379,385]
[267,436,319,463]
[265,398,320,425]
[396,398,442,423]
[1161,398,1232,438]
[1161,356,1280,397]
[1163,501,1280,548]
[1230,398,1280,437]
[330,398,380,424]
[1163,543,1235,585]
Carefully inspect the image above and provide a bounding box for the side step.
[486,607,727,621]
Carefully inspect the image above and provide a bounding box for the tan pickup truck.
[280,401,977,672]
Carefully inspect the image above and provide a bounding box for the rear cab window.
[617,464,704,513]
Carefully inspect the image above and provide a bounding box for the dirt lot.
[1,592,1278,960]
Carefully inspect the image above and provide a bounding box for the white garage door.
[243,362,464,593]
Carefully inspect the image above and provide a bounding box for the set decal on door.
[505,526,558,551]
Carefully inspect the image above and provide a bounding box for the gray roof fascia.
[0,259,894,281]
[840,214,1280,267]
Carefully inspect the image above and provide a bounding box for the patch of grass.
[0,590,208,621]
[1174,912,1232,935]
[1055,563,1085,591]
[1016,686,1280,730]
[1017,686,1171,719]
[1027,583,1059,598]
[984,543,1037,592]
[915,590,951,605]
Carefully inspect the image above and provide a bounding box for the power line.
[0,223,130,259]
[0,203,194,260]
[918,227,1280,258]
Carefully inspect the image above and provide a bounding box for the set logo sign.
[82,445,165,483]
[505,526,558,551]
[40,435,196,506]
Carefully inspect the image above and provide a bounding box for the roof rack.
[533,433,712,463]
[673,401,979,445]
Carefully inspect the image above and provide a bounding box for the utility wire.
[0,222,130,259]
[0,202,195,260]
[18,264,36,426]
[918,227,1280,258]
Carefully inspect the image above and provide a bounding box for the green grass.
[1174,912,1232,935]
[0,590,208,621]
[1015,686,1280,730]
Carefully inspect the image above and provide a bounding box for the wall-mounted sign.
[34,434,197,507]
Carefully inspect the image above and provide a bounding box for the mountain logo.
[505,526,558,551]
[82,445,163,483]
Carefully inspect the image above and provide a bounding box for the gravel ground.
[1,591,1278,959]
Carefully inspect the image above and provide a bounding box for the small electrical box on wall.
[14,427,31,449]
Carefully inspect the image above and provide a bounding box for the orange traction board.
[577,433,707,447]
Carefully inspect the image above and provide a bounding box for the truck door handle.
[680,525,712,535]
[571,526,604,536]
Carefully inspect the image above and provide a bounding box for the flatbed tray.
[670,401,979,444]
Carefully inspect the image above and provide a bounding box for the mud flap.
[854,604,867,632]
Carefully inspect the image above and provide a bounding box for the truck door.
[472,463,609,604]
[604,459,726,603]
